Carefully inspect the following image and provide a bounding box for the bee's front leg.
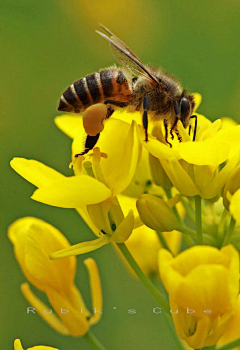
[143,94,150,142]
[190,114,197,141]
[170,101,180,140]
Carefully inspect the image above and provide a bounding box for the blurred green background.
[1,0,240,349]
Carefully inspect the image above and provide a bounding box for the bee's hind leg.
[75,133,100,157]
[143,94,150,142]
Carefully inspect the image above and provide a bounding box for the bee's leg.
[170,101,180,139]
[103,100,128,108]
[175,128,182,142]
[190,115,197,141]
[105,106,114,119]
[75,133,100,157]
[164,119,172,148]
[143,94,150,142]
[188,125,191,135]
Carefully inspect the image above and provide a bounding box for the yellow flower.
[14,339,58,350]
[138,95,240,199]
[159,245,239,349]
[118,194,182,277]
[223,166,240,210]
[10,116,140,258]
[229,188,240,225]
[8,217,102,337]
[217,295,240,349]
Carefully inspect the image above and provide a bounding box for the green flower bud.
[136,194,178,232]
[223,166,240,210]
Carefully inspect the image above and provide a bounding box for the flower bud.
[223,166,240,210]
[136,194,178,232]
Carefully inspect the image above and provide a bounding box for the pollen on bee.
[83,103,108,136]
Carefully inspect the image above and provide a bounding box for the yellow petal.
[50,234,111,259]
[8,217,76,294]
[111,210,135,243]
[159,245,239,316]
[10,158,64,187]
[28,347,59,350]
[76,207,100,236]
[141,132,180,160]
[46,288,90,337]
[98,119,140,195]
[202,152,240,199]
[31,175,111,208]
[178,139,230,165]
[161,158,200,196]
[54,115,84,139]
[84,258,103,325]
[229,188,240,225]
[14,339,24,350]
[14,340,58,350]
[217,295,240,348]
[220,117,238,129]
[214,125,240,158]
[192,93,202,112]
[21,283,70,335]
[175,265,233,316]
[149,153,172,189]
[87,200,113,235]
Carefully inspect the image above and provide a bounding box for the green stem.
[116,242,170,315]
[222,216,236,246]
[162,311,185,350]
[165,188,182,223]
[84,330,107,350]
[195,195,203,244]
[156,231,171,252]
[182,234,195,247]
[231,234,240,242]
[217,338,240,350]
[201,345,216,350]
[176,225,216,245]
[179,195,195,222]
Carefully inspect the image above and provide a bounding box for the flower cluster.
[9,94,240,349]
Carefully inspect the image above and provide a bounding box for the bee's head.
[179,94,195,128]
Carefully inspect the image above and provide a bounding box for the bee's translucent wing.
[96,26,163,86]
[99,24,142,62]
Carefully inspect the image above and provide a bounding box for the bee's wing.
[99,24,142,62]
[96,26,163,87]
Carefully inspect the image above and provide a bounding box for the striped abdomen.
[58,70,132,113]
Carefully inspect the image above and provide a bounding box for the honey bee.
[58,25,197,156]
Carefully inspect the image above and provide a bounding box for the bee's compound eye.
[180,97,190,119]
[83,104,108,136]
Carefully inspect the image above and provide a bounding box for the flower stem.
[156,231,171,252]
[195,195,203,244]
[217,338,240,350]
[84,330,107,350]
[195,345,216,350]
[116,242,170,315]
[222,216,236,246]
[116,242,185,349]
